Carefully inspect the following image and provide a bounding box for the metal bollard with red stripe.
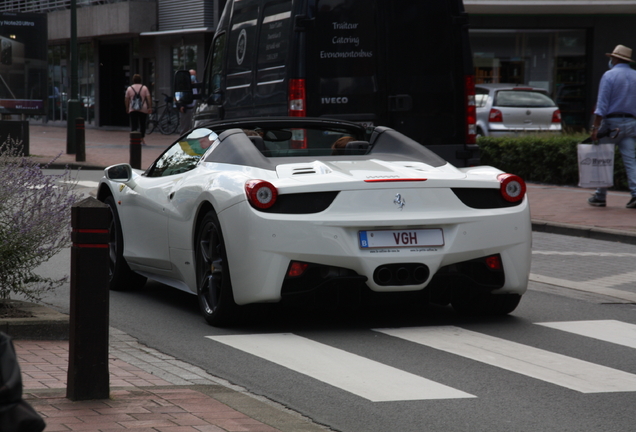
[67,197,111,401]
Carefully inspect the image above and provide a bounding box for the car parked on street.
[475,84,562,137]
[97,117,532,326]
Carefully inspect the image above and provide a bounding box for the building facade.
[1,0,635,129]
[0,0,224,126]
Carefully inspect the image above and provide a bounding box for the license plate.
[358,229,444,249]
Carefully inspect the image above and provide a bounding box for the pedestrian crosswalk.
[206,320,636,402]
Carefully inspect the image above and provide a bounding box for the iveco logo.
[321,97,349,104]
[394,193,406,210]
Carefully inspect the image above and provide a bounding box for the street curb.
[532,219,636,245]
[0,300,68,340]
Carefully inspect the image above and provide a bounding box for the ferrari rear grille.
[258,191,339,214]
[451,188,522,209]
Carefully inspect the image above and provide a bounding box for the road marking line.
[374,326,636,393]
[537,320,636,349]
[530,273,636,303]
[206,333,475,402]
[533,251,636,257]
[61,180,99,188]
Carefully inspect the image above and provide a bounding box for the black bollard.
[67,197,111,401]
[75,118,85,162]
[130,131,142,169]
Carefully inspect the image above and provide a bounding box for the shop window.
[470,29,587,130]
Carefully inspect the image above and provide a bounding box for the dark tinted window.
[494,90,556,108]
[256,0,292,99]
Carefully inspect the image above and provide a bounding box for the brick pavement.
[15,328,330,432]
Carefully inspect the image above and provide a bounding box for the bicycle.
[146,93,180,135]
[158,93,180,135]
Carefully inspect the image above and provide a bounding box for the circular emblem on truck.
[236,29,247,65]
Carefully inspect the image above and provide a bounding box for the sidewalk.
[16,328,331,432]
[7,120,636,431]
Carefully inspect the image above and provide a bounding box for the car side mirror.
[106,163,138,189]
[174,70,193,105]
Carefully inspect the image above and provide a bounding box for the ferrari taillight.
[498,173,526,203]
[245,180,278,209]
[485,255,502,270]
[489,108,503,123]
[287,261,309,277]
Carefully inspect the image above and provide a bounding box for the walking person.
[588,44,636,208]
[125,74,152,145]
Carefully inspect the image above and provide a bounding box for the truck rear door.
[378,0,469,151]
[305,0,381,127]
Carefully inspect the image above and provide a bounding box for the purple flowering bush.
[0,136,80,302]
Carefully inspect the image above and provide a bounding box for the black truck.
[175,0,477,166]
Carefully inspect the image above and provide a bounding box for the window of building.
[47,45,67,122]
[79,42,95,124]
[470,29,587,129]
[172,45,198,74]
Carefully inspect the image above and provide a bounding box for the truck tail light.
[465,75,476,144]
[289,79,306,117]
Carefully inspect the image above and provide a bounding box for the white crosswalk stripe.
[206,333,475,402]
[206,321,636,401]
[374,326,636,393]
[537,320,636,349]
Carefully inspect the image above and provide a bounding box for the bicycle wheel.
[159,108,180,135]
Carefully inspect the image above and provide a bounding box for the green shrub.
[477,134,629,191]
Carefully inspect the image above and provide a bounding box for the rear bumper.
[220,192,532,305]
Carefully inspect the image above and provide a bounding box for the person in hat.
[588,44,636,208]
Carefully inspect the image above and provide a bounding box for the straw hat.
[606,45,633,62]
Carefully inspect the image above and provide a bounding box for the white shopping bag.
[577,143,614,188]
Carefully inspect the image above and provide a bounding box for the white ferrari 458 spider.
[98,117,531,326]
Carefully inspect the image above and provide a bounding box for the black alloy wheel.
[195,210,237,326]
[103,196,147,291]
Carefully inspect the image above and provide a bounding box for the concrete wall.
[48,1,157,41]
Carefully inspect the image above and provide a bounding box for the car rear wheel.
[195,210,237,326]
[104,196,147,291]
[451,291,521,316]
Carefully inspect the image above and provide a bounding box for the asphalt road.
[34,170,636,432]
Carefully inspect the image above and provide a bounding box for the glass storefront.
[470,29,587,129]
[172,45,197,76]
[46,42,95,124]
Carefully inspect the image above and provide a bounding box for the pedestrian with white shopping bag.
[587,44,636,208]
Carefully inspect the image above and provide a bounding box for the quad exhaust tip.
[374,263,429,286]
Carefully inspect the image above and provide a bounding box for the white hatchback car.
[475,84,562,137]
